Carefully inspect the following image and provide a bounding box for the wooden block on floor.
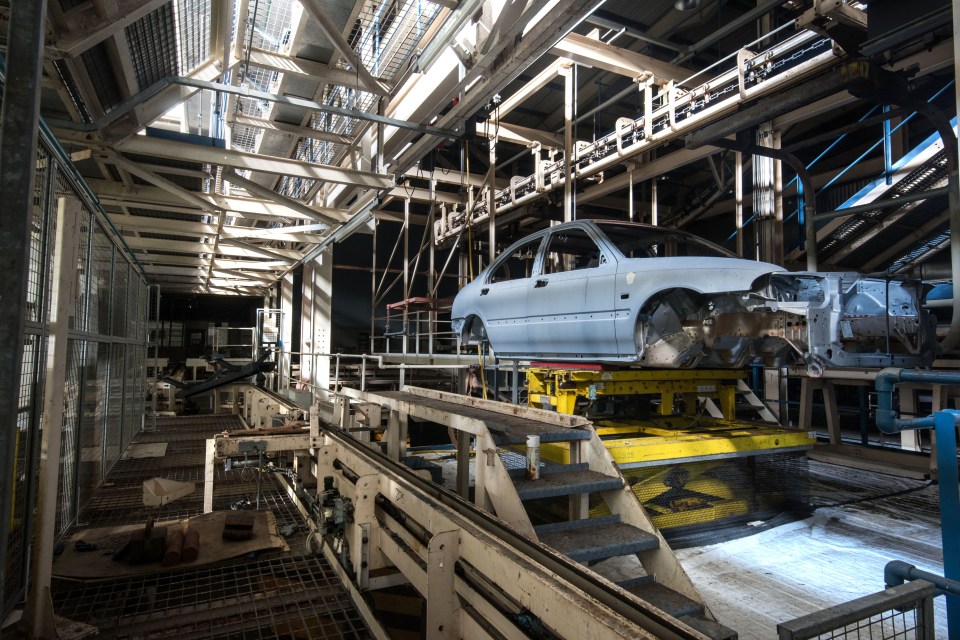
[223,511,257,540]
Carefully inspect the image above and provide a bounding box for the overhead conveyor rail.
[435,29,842,243]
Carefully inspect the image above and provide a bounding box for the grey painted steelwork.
[0,0,47,614]
[452,220,937,373]
[50,77,458,140]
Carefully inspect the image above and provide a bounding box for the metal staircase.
[336,385,737,639]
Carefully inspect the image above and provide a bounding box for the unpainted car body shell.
[451,220,936,370]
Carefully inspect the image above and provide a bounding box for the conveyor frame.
[201,386,730,639]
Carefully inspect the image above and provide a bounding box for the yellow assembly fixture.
[524,365,815,531]
[527,366,747,418]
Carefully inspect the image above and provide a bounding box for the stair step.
[616,575,655,590]
[490,425,592,445]
[625,582,703,619]
[678,615,738,640]
[535,514,622,533]
[514,470,624,500]
[536,517,659,562]
[507,462,589,479]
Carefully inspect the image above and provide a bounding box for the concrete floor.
[677,460,946,638]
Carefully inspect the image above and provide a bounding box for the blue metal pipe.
[871,374,960,638]
[873,368,960,433]
[886,560,960,598]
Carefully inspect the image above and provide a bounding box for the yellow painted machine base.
[541,416,814,467]
[525,366,814,530]
[528,367,747,418]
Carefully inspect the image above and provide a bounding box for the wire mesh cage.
[2,117,152,618]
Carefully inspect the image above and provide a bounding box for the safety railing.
[374,309,459,356]
[777,580,936,640]
[287,351,472,395]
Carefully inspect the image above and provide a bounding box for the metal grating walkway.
[52,415,370,639]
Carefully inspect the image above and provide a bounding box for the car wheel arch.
[461,315,488,345]
[633,287,709,347]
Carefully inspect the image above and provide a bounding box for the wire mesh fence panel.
[56,338,88,540]
[64,192,91,333]
[78,342,109,510]
[89,227,115,335]
[112,259,129,339]
[778,581,936,640]
[26,147,51,325]
[106,342,127,470]
[3,98,151,619]
[5,334,41,609]
[123,345,141,448]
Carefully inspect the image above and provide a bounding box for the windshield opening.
[597,223,735,259]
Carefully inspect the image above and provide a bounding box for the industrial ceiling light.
[675,0,699,10]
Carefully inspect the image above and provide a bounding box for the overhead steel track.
[435,29,842,243]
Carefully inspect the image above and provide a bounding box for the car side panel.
[470,277,530,354]
[526,262,619,357]
[613,259,781,354]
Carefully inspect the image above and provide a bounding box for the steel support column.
[651,178,658,226]
[562,65,574,222]
[0,0,46,615]
[487,120,497,263]
[735,150,744,257]
[934,411,960,639]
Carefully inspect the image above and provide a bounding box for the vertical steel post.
[371,218,377,353]
[934,411,960,639]
[428,179,436,356]
[797,176,804,244]
[883,104,893,186]
[401,196,409,388]
[651,179,658,226]
[735,150,744,257]
[0,0,47,612]
[562,65,573,222]
[628,166,635,221]
[487,105,498,263]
